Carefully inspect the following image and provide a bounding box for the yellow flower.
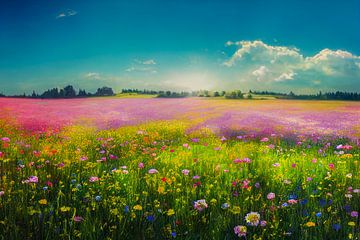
[305,221,316,227]
[133,205,142,211]
[167,209,175,216]
[348,221,356,227]
[60,206,71,212]
[158,186,165,194]
[38,199,47,205]
[231,206,241,214]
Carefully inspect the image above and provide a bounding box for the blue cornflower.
[332,223,341,231]
[146,215,155,222]
[319,199,326,207]
[282,203,289,207]
[124,205,130,213]
[300,199,308,205]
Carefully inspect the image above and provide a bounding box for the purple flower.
[28,176,38,183]
[351,211,358,217]
[138,162,144,169]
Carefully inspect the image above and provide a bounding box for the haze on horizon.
[1,0,360,95]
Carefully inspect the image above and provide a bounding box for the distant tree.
[247,94,253,99]
[78,89,88,97]
[31,90,38,98]
[63,85,76,98]
[213,91,220,97]
[96,86,114,96]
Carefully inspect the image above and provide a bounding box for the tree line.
[1,87,360,101]
[1,86,114,99]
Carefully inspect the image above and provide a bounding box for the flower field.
[0,97,360,239]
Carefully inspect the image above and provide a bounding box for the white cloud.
[274,71,296,82]
[85,72,101,80]
[222,40,360,91]
[142,59,156,65]
[125,67,157,74]
[252,66,269,81]
[126,59,158,74]
[56,9,77,19]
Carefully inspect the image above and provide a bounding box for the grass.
[0,120,359,239]
[114,93,157,98]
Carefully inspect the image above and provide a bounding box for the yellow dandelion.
[38,199,47,205]
[348,221,356,227]
[60,206,71,212]
[133,205,142,211]
[167,209,175,216]
[305,221,316,227]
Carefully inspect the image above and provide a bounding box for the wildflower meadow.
[0,98,359,239]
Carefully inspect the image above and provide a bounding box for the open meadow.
[0,97,360,239]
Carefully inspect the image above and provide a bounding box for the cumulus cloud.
[274,71,296,82]
[252,66,269,81]
[223,40,360,92]
[56,9,77,19]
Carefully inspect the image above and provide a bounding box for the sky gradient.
[1,0,360,94]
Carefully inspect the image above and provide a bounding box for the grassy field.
[0,117,359,239]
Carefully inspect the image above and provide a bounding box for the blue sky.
[1,0,360,94]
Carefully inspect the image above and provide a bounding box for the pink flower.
[312,158,317,163]
[148,169,158,174]
[1,137,10,142]
[193,199,208,211]
[181,169,190,175]
[233,158,242,164]
[234,225,247,237]
[307,177,313,181]
[73,216,84,222]
[0,152,3,158]
[89,176,99,182]
[328,163,335,170]
[288,199,297,204]
[272,163,280,167]
[291,163,296,168]
[260,137,269,142]
[260,220,267,227]
[267,144,275,149]
[138,162,144,169]
[0,191,4,197]
[267,192,275,200]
